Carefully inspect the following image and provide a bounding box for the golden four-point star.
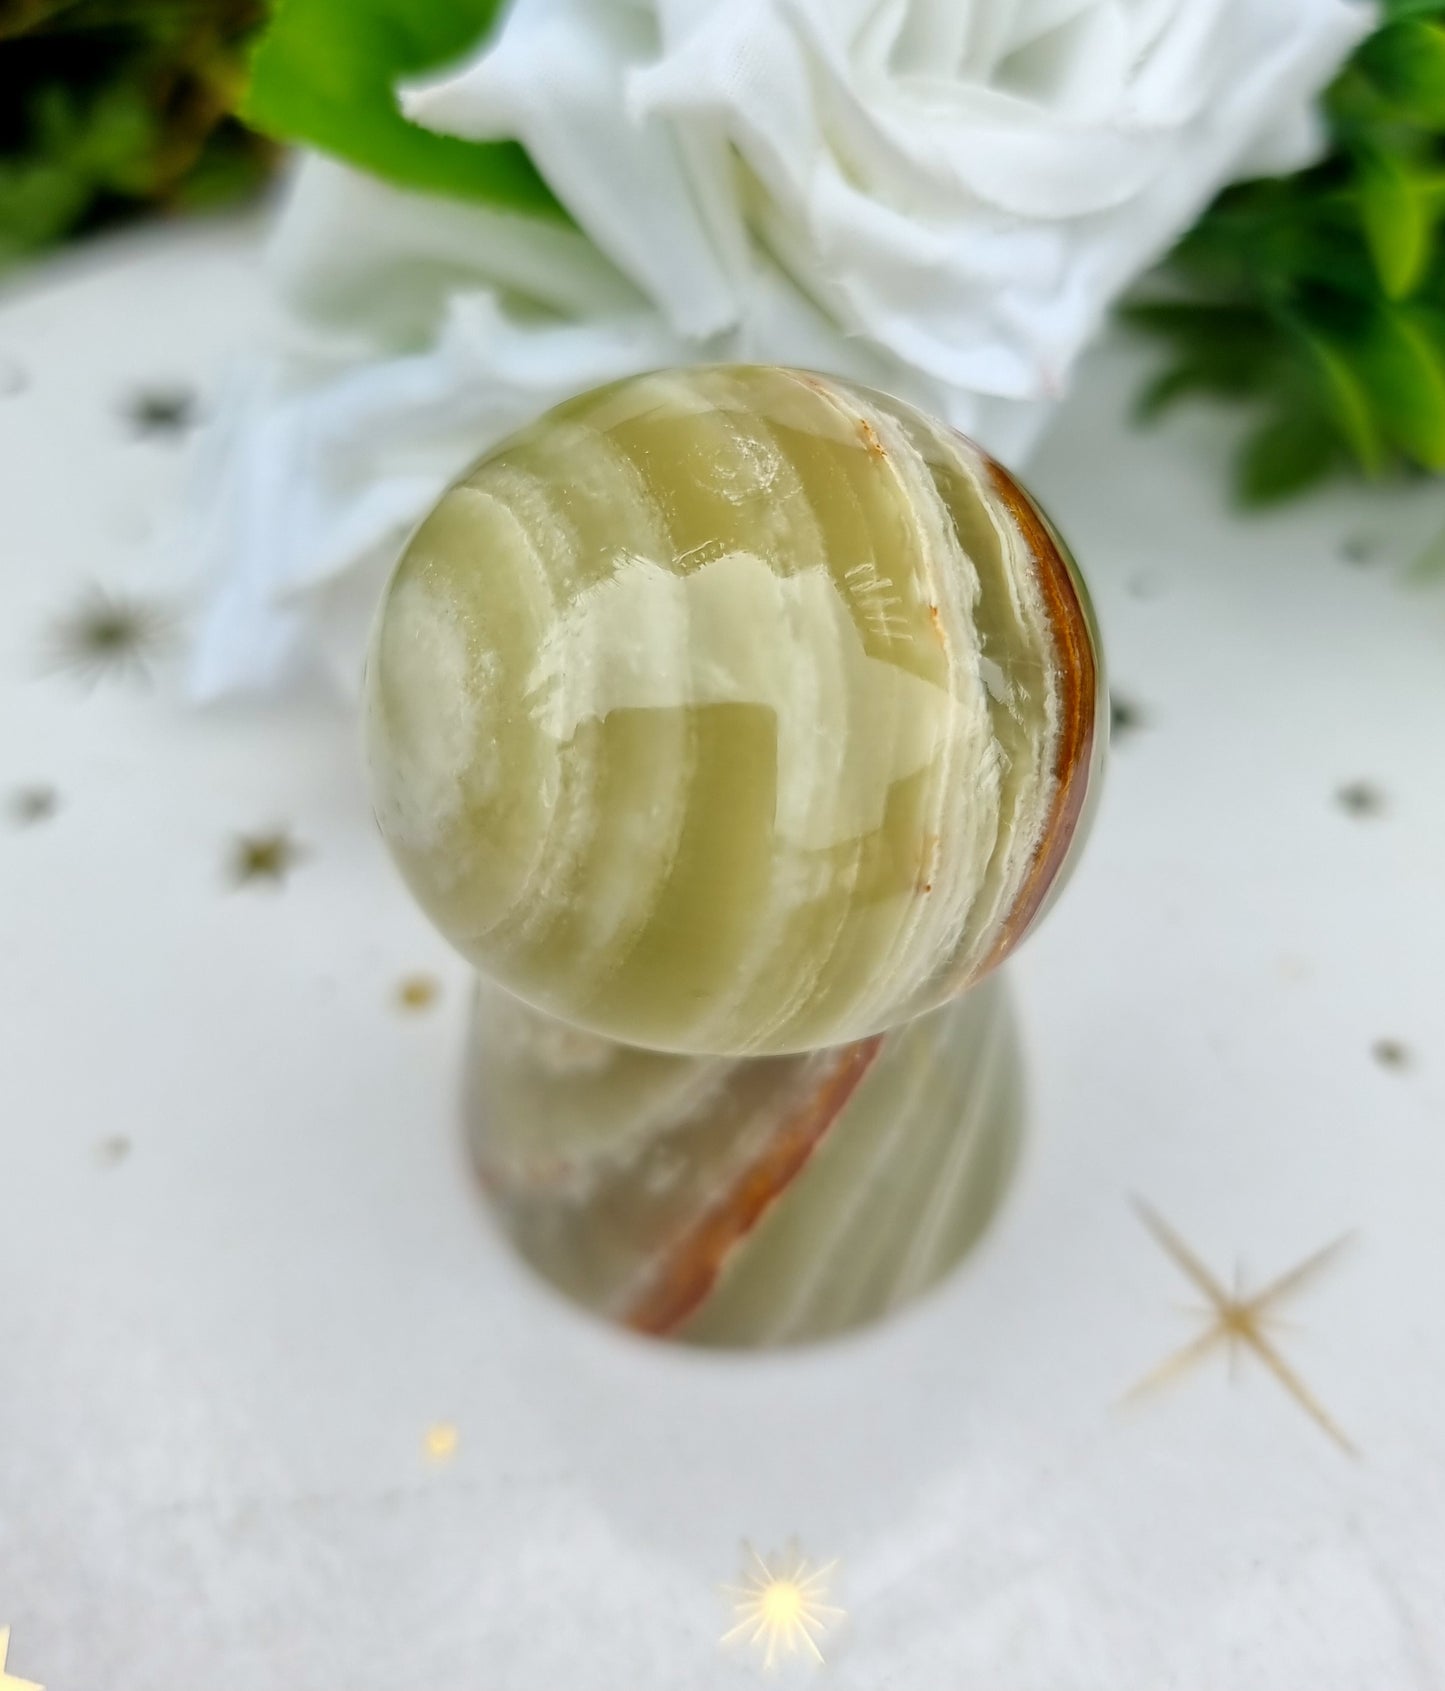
[0,1627,43,1691]
[1127,1197,1357,1456]
[720,1541,845,1669]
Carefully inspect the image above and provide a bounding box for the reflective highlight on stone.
[366,366,1100,1058]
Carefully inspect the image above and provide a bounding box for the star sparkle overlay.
[43,585,174,688]
[1126,1198,1357,1456]
[0,1627,43,1691]
[229,830,305,888]
[720,1542,845,1669]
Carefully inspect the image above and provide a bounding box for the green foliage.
[1410,516,1445,577]
[0,0,274,270]
[1129,2,1445,503]
[1359,16,1445,121]
[241,0,563,218]
[1358,142,1429,296]
[1237,406,1339,504]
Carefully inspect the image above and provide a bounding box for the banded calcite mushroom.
[365,366,1104,1343]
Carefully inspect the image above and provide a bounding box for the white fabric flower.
[192,0,1371,696]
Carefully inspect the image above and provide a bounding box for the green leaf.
[1358,20,1445,124]
[1236,409,1339,506]
[1357,144,1431,298]
[1409,168,1445,214]
[242,0,563,217]
[1124,299,1283,423]
[0,155,92,262]
[1355,305,1445,468]
[1120,300,1267,340]
[1134,363,1243,420]
[1382,0,1445,22]
[1408,517,1445,580]
[1297,328,1387,473]
[1125,0,1445,501]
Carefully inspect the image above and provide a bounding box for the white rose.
[192,0,1370,696]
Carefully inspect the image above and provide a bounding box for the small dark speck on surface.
[1110,694,1148,739]
[124,386,198,438]
[0,356,26,397]
[95,1134,132,1165]
[1125,571,1163,600]
[1336,780,1387,819]
[1339,535,1377,567]
[8,784,58,825]
[1372,1039,1411,1072]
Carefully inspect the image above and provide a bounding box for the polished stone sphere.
[365,365,1101,1056]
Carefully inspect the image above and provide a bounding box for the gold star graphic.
[720,1541,845,1669]
[229,830,304,888]
[396,973,440,1012]
[44,585,174,688]
[423,1421,459,1463]
[0,1627,44,1691]
[1126,1198,1357,1456]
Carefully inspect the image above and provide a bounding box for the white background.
[1,215,1443,1690]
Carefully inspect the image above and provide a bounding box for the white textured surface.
[1,217,1444,1691]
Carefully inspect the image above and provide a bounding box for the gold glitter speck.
[424,1422,459,1463]
[229,830,304,888]
[396,974,440,1011]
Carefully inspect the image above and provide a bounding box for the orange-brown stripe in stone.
[623,1034,885,1336]
[978,458,1098,974]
